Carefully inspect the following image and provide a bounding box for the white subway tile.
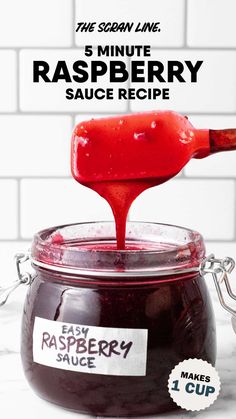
[188,151,236,179]
[205,242,236,260]
[0,242,30,285]
[129,179,235,240]
[20,179,113,238]
[0,181,17,239]
[188,0,236,47]
[130,50,236,113]
[75,0,184,47]
[20,50,127,112]
[0,51,16,112]
[2,116,72,176]
[0,0,72,47]
[188,115,236,130]
[75,113,119,124]
[185,115,236,177]
[0,116,72,176]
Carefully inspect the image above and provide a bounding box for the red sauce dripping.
[71,111,210,249]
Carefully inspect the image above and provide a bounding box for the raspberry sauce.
[71,111,210,249]
[21,222,216,416]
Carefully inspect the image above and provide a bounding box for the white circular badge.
[168,359,221,411]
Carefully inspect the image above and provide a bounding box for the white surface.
[0,0,72,46]
[75,0,185,47]
[187,0,236,47]
[130,50,236,113]
[129,179,235,240]
[0,51,16,112]
[0,116,72,176]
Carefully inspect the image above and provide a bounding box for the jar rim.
[31,221,205,278]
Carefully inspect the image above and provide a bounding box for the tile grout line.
[0,176,71,180]
[72,0,76,48]
[0,111,236,116]
[72,114,77,131]
[1,46,236,51]
[174,176,236,181]
[16,50,20,112]
[183,0,188,48]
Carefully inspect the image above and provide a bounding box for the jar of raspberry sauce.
[1,221,236,416]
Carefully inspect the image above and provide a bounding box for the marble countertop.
[1,276,236,419]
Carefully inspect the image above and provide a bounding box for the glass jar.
[20,221,217,416]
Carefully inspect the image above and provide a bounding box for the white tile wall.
[205,242,236,260]
[0,0,72,47]
[130,50,236,113]
[75,0,185,47]
[129,180,235,240]
[20,179,113,239]
[75,114,118,124]
[20,50,128,112]
[0,0,236,272]
[187,0,236,47]
[0,116,72,176]
[0,180,18,239]
[0,51,16,112]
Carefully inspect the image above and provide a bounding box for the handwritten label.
[33,317,148,376]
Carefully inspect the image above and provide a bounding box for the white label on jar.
[33,317,148,376]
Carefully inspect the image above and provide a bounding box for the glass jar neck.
[31,222,205,279]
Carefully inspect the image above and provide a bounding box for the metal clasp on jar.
[200,254,236,331]
[0,253,34,306]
